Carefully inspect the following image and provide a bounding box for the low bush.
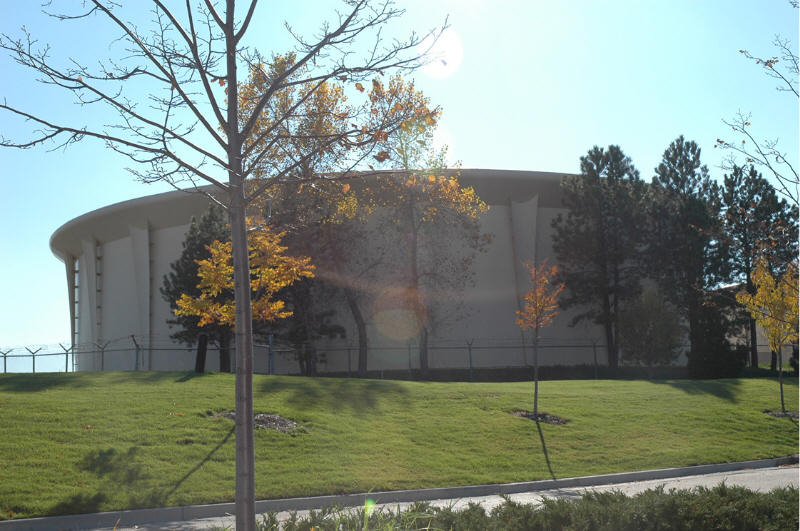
[258,484,799,531]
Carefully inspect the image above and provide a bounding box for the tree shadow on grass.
[160,425,234,503]
[175,371,215,382]
[649,379,742,403]
[80,447,148,483]
[61,425,236,514]
[258,376,410,412]
[536,420,556,480]
[48,493,108,517]
[0,373,86,393]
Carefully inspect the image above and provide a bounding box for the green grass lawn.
[0,372,796,520]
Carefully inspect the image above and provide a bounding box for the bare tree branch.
[719,19,799,206]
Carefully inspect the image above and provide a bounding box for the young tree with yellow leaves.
[736,259,799,413]
[516,260,565,419]
[175,220,314,338]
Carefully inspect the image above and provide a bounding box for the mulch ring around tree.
[211,411,301,432]
[764,410,799,419]
[512,410,569,425]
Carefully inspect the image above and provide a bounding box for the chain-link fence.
[2,336,611,375]
[1,336,790,377]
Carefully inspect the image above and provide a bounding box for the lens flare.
[372,287,424,341]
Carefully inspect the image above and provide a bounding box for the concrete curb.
[4,455,797,531]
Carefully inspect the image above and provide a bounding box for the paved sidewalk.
[108,464,800,530]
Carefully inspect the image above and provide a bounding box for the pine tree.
[161,205,233,372]
[648,136,723,358]
[552,145,644,370]
[721,165,799,367]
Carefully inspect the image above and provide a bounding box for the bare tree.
[0,2,440,529]
[717,26,799,205]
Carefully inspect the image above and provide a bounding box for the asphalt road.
[109,464,798,530]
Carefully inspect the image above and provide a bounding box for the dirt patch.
[512,410,569,425]
[765,410,799,419]
[211,411,301,433]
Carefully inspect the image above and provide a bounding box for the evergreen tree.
[648,136,724,358]
[275,277,346,376]
[160,205,233,372]
[721,164,798,367]
[618,288,683,377]
[552,145,644,369]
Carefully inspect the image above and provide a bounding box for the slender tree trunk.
[306,343,318,376]
[219,333,232,373]
[195,334,208,373]
[601,291,617,370]
[778,350,785,413]
[533,326,539,418]
[687,293,700,358]
[419,326,429,379]
[749,318,759,369]
[408,200,428,379]
[746,273,759,369]
[225,4,255,527]
[345,290,369,378]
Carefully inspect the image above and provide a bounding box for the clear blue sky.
[0,1,797,354]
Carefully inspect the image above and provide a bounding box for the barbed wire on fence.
[1,335,791,375]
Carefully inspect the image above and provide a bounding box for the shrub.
[254,485,798,530]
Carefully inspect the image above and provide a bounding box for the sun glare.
[419,29,464,79]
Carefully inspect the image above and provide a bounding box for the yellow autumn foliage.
[175,219,314,328]
[736,259,799,354]
[516,260,565,332]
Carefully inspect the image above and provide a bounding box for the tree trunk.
[601,285,618,370]
[746,273,759,369]
[230,197,255,531]
[533,327,539,418]
[219,333,232,373]
[306,342,318,376]
[345,290,369,378]
[195,334,208,373]
[770,351,777,371]
[408,199,428,379]
[603,319,617,370]
[419,326,429,379]
[749,317,759,369]
[778,351,785,413]
[686,267,703,358]
[225,5,255,525]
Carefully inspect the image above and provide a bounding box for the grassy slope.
[0,372,796,519]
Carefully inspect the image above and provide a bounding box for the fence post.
[94,341,110,371]
[131,335,141,371]
[467,339,474,382]
[0,349,11,374]
[26,347,42,373]
[592,341,598,380]
[59,343,72,373]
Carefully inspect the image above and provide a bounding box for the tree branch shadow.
[161,425,235,502]
[649,379,743,403]
[536,420,556,480]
